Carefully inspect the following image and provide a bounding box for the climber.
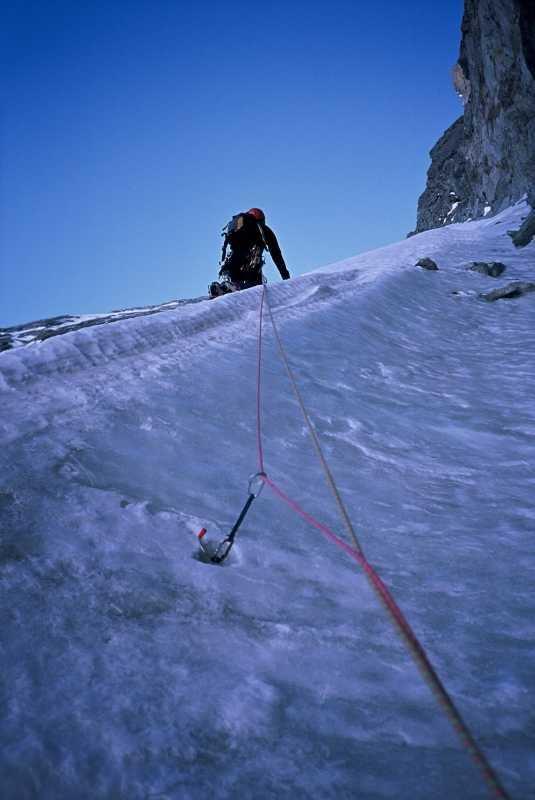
[209,208,290,298]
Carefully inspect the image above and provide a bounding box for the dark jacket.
[220,213,290,284]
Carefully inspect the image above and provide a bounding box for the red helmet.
[247,207,265,222]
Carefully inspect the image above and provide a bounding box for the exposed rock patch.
[508,207,535,247]
[468,261,506,277]
[481,281,535,301]
[0,335,11,353]
[416,257,439,271]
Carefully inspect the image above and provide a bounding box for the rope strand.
[264,290,363,555]
[256,285,266,473]
[257,284,510,800]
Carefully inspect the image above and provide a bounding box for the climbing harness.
[219,214,268,279]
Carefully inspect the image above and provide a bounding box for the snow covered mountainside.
[1,204,534,800]
[0,297,205,353]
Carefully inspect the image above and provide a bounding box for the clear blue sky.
[1,0,463,327]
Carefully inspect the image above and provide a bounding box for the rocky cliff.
[414,0,535,237]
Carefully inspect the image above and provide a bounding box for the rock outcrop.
[508,208,535,247]
[415,257,439,271]
[481,281,535,301]
[415,0,535,236]
[468,261,506,277]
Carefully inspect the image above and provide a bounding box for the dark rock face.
[416,257,439,270]
[518,0,535,80]
[415,0,535,233]
[468,261,506,277]
[415,117,470,232]
[0,335,11,353]
[481,281,535,301]
[508,208,535,247]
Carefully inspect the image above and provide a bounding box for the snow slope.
[0,297,205,352]
[1,204,534,800]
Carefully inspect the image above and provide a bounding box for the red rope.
[256,284,266,474]
[255,285,511,800]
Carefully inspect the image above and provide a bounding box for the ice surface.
[1,203,534,799]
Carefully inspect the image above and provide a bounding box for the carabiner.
[248,471,266,498]
[208,472,266,565]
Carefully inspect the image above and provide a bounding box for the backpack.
[220,212,268,268]
[222,213,255,243]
